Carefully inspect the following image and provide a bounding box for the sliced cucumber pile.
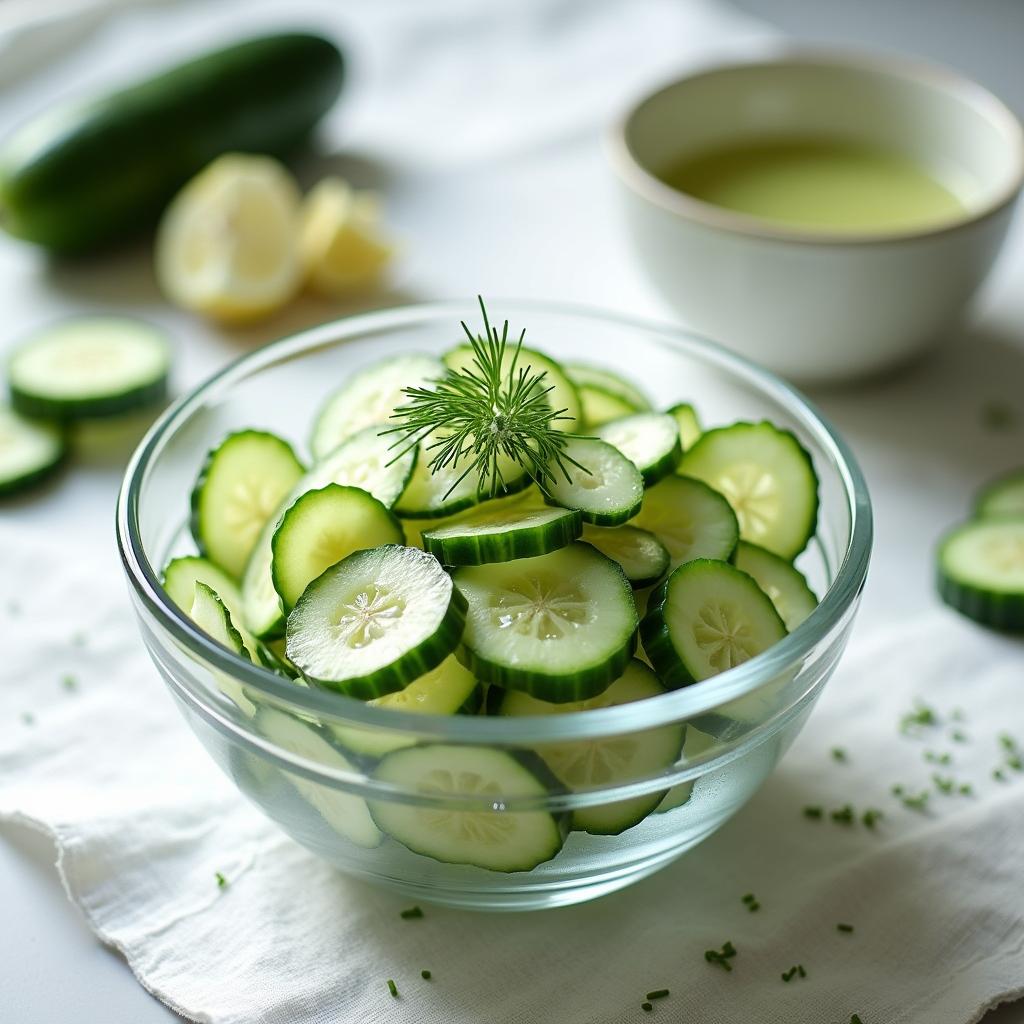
[0,403,65,496]
[161,327,827,872]
[494,660,684,835]
[8,317,170,420]
[679,421,817,559]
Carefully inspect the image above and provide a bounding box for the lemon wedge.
[299,177,393,296]
[155,154,303,323]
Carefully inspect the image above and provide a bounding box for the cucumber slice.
[393,435,530,520]
[271,485,404,609]
[310,353,444,460]
[453,543,637,701]
[581,524,670,588]
[733,541,818,631]
[328,655,481,759]
[543,436,644,526]
[241,427,417,638]
[679,421,818,559]
[975,469,1024,519]
[188,582,257,715]
[579,385,640,429]
[630,475,739,570]
[190,430,305,579]
[255,707,382,848]
[667,403,702,451]
[422,506,582,565]
[641,559,787,689]
[0,404,65,496]
[401,487,545,549]
[937,518,1024,631]
[444,343,583,432]
[596,412,682,486]
[8,317,170,420]
[494,660,684,835]
[368,744,567,871]
[564,362,651,411]
[257,636,300,677]
[286,545,466,698]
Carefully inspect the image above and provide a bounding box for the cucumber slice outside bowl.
[641,558,788,689]
[453,542,638,701]
[494,659,685,835]
[0,404,65,496]
[286,545,466,698]
[975,469,1024,519]
[679,421,819,560]
[8,317,171,420]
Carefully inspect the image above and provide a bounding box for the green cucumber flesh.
[191,429,304,579]
[543,436,643,526]
[734,541,818,631]
[666,402,702,451]
[975,469,1024,519]
[368,744,567,871]
[0,33,345,254]
[679,421,818,559]
[563,362,651,411]
[494,659,684,835]
[188,582,258,716]
[271,484,403,609]
[422,506,582,565]
[8,317,170,420]
[328,655,481,759]
[596,412,682,486]
[581,524,670,588]
[241,426,417,638]
[255,707,381,848]
[641,559,787,689]
[654,725,716,813]
[310,353,443,460]
[443,343,583,433]
[286,545,466,698]
[630,475,739,570]
[401,486,546,549]
[937,517,1024,631]
[0,404,64,496]
[579,385,640,429]
[453,542,637,701]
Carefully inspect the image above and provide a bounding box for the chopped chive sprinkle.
[387,979,398,998]
[924,751,952,765]
[803,805,823,820]
[798,965,806,978]
[420,970,432,980]
[400,905,424,920]
[993,768,1006,782]
[862,808,883,829]
[959,783,973,796]
[646,990,670,1000]
[781,964,807,983]
[641,1002,653,1012]
[741,893,760,911]
[21,712,34,726]
[831,747,848,762]
[704,941,737,971]
[830,804,855,825]
[215,871,227,889]
[951,730,967,744]
[61,673,77,692]
[901,791,930,812]
[932,774,955,795]
[851,1015,864,1024]
[837,923,854,933]
[890,784,904,796]
[900,702,938,734]
[999,733,1018,752]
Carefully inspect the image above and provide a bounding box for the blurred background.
[1,0,1021,1020]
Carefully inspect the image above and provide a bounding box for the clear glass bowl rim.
[116,298,872,744]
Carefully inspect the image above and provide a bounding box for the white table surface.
[3,0,1024,1020]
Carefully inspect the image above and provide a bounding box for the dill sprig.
[383,297,585,499]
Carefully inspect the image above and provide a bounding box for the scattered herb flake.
[959,783,973,796]
[803,805,823,820]
[646,990,670,1001]
[862,808,883,829]
[400,905,424,920]
[837,923,854,933]
[891,784,904,797]
[932,774,955,795]
[851,1016,864,1024]
[901,791,930,813]
[981,400,1015,432]
[831,747,848,763]
[830,804,855,825]
[999,733,1018,753]
[900,702,938,734]
[993,768,1007,782]
[61,673,77,692]
[420,970,432,980]
[924,751,952,766]
[704,941,737,972]
[387,979,398,998]
[951,730,968,744]
[798,965,806,978]
[21,712,35,726]
[215,871,228,889]
[641,1002,653,1012]
[1008,755,1023,772]
[741,893,760,911]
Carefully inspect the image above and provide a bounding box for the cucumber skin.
[0,33,344,254]
[422,508,583,566]
[937,524,1024,632]
[0,425,66,497]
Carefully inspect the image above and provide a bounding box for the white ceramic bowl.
[608,52,1024,384]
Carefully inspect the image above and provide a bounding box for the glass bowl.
[116,300,871,911]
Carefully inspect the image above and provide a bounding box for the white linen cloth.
[2,1,1024,1022]
[3,527,1024,1024]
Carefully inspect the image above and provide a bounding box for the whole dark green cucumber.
[0,32,344,254]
